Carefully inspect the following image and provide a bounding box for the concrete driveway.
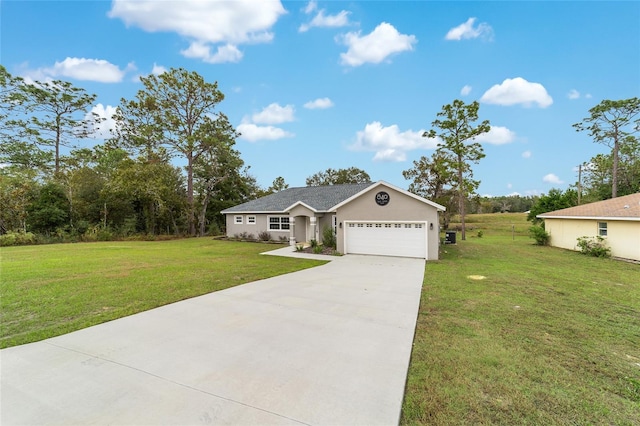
[1,250,425,425]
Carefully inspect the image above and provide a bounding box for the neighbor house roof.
[537,192,640,221]
[221,183,376,214]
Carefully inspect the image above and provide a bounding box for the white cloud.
[86,104,118,139]
[480,77,553,108]
[237,123,293,142]
[251,103,295,124]
[473,125,516,145]
[303,1,317,14]
[22,58,130,83]
[304,97,334,109]
[543,173,564,184]
[151,63,167,75]
[237,102,295,141]
[109,0,286,63]
[522,150,532,158]
[181,42,243,64]
[445,17,493,41]
[460,85,472,96]
[299,9,351,32]
[567,89,593,100]
[350,121,437,162]
[338,22,417,67]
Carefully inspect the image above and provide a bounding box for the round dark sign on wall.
[375,191,390,206]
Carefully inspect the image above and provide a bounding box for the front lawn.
[0,239,325,348]
[402,214,640,425]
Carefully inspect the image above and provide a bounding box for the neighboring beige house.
[221,181,446,260]
[537,193,640,261]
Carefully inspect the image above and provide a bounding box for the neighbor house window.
[247,216,256,225]
[234,215,243,225]
[598,222,607,236]
[269,216,290,231]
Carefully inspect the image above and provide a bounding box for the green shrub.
[310,239,318,248]
[207,221,222,236]
[0,231,37,246]
[529,225,550,245]
[576,236,611,258]
[96,228,114,241]
[295,244,304,252]
[258,231,271,241]
[313,245,323,254]
[477,230,484,238]
[322,226,336,249]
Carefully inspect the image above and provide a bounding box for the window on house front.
[598,222,607,236]
[269,216,290,231]
[234,215,243,225]
[247,216,256,225]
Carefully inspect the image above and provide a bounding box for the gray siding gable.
[221,183,375,213]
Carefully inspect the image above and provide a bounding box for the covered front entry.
[344,221,427,259]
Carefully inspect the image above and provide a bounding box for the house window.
[247,216,256,225]
[269,216,290,231]
[234,215,243,225]
[598,222,607,236]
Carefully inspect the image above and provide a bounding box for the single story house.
[537,192,640,261]
[221,181,446,260]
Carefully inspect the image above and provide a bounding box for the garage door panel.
[345,222,426,258]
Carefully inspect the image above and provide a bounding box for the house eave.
[537,215,640,221]
[330,180,446,211]
[221,210,286,215]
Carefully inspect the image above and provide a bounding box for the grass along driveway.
[1,239,325,348]
[402,214,640,425]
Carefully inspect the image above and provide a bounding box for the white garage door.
[344,222,427,259]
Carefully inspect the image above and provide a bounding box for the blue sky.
[2,0,639,196]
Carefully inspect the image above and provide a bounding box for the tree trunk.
[187,154,195,236]
[55,116,61,175]
[198,192,211,237]
[612,134,619,198]
[458,155,466,241]
[148,200,156,235]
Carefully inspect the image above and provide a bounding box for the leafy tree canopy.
[573,97,640,198]
[306,167,371,186]
[424,99,490,240]
[527,188,578,224]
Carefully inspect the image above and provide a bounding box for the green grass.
[2,216,639,424]
[0,239,325,348]
[402,213,640,425]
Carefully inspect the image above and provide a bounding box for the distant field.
[402,213,640,425]
[0,239,324,348]
[449,211,530,235]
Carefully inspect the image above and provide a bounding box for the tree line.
[1,63,637,244]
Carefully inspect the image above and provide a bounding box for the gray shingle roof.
[221,183,375,213]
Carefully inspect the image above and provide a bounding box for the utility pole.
[577,163,582,205]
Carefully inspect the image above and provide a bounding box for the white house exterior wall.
[545,218,640,261]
